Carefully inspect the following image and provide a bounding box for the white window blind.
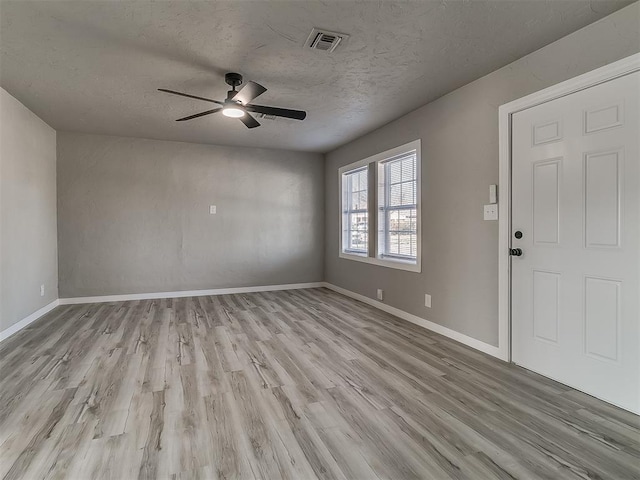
[341,167,368,255]
[378,152,417,260]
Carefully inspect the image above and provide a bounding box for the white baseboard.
[322,282,504,360]
[59,282,325,305]
[4,283,502,361]
[0,299,60,343]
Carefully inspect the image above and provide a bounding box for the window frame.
[341,165,369,256]
[338,140,421,273]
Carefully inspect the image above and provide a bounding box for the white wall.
[0,88,58,331]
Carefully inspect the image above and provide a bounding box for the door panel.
[532,158,561,244]
[584,149,621,248]
[584,276,620,362]
[532,270,560,344]
[512,71,639,414]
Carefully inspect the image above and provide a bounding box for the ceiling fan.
[158,73,306,129]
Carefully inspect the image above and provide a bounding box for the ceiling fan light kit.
[158,72,306,129]
[222,107,245,118]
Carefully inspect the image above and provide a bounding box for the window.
[341,167,368,255]
[378,152,417,260]
[338,140,421,272]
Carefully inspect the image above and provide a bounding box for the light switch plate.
[377,289,384,301]
[209,205,217,215]
[484,204,498,221]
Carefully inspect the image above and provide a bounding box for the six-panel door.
[511,71,639,414]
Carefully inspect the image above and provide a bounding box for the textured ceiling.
[0,0,632,153]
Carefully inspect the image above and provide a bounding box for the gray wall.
[0,88,58,331]
[325,2,640,347]
[57,133,324,298]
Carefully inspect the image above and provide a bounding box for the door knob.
[510,248,523,256]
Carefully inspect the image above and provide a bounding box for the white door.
[511,71,640,414]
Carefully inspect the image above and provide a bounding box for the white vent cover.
[305,28,348,53]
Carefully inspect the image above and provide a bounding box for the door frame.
[497,53,640,362]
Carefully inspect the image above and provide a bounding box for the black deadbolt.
[514,231,523,239]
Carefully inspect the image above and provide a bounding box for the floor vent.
[305,28,348,53]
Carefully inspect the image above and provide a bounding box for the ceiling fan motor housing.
[225,72,243,88]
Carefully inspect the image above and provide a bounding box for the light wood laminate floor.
[0,288,638,480]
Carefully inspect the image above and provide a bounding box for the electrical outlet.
[424,293,431,308]
[40,284,45,297]
[377,289,384,301]
[209,205,217,215]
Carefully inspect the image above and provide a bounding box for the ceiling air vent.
[305,28,348,53]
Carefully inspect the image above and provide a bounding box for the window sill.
[339,252,421,273]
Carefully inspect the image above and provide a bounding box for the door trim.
[497,53,640,363]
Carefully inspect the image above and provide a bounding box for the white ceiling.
[0,1,631,153]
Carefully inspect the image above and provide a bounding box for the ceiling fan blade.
[232,81,267,105]
[245,104,306,120]
[158,88,223,105]
[175,108,222,122]
[239,113,260,129]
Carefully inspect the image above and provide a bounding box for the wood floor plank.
[0,287,638,479]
